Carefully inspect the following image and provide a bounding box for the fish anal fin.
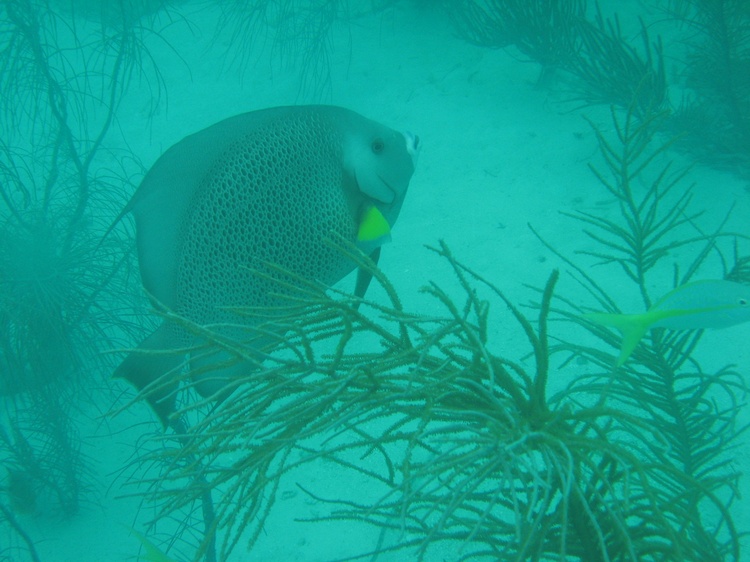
[114,324,183,427]
[354,246,381,302]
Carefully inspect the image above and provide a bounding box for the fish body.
[116,106,419,424]
[584,280,750,366]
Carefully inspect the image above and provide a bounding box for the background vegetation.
[1,1,748,561]
[124,103,749,561]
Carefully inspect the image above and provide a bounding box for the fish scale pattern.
[176,110,357,332]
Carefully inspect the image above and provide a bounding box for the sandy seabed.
[4,1,750,561]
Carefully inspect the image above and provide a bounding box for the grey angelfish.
[115,105,419,425]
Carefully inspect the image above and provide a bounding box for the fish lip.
[404,131,420,162]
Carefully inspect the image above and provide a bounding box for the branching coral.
[666,0,750,172]
[450,0,666,116]
[0,1,170,553]
[123,104,746,562]
[453,0,586,75]
[450,0,750,172]
[213,0,351,100]
[541,107,748,562]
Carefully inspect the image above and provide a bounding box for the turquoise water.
[1,1,748,560]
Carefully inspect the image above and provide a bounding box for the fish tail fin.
[114,324,182,427]
[583,313,650,367]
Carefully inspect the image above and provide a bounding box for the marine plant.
[295,111,746,560]
[452,0,587,81]
[450,0,667,117]
[664,0,750,172]
[213,0,351,100]
[0,497,41,562]
[452,0,750,174]
[123,102,746,561]
[210,0,410,101]
[571,5,666,119]
[535,107,748,559]
[0,0,172,556]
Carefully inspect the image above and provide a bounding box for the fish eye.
[740,298,748,306]
[371,138,385,154]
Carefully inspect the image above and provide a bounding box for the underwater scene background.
[1,0,750,560]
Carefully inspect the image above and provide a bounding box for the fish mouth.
[404,131,420,164]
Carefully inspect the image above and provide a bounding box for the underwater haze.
[1,1,750,561]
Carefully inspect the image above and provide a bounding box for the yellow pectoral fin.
[615,322,650,367]
[584,312,652,367]
[357,205,391,242]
